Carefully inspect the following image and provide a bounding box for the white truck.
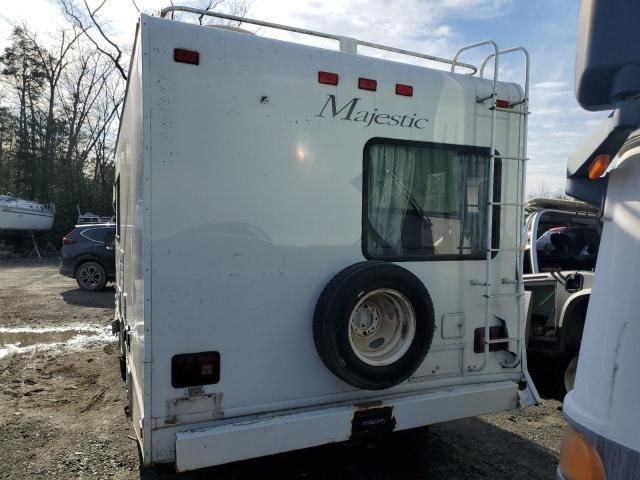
[558,1,640,478]
[523,198,601,399]
[114,7,537,472]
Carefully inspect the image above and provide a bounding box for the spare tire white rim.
[348,288,416,367]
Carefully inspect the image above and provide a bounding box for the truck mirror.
[575,0,640,111]
[565,273,584,293]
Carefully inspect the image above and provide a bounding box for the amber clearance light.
[588,154,611,180]
[559,423,605,480]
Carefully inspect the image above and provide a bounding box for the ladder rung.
[486,337,517,345]
[489,248,526,252]
[490,202,526,207]
[509,99,527,107]
[483,293,524,298]
[494,155,529,161]
[492,107,529,115]
[476,93,494,103]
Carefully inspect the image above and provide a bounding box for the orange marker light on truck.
[588,154,611,179]
[559,423,605,480]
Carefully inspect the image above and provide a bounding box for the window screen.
[363,140,500,260]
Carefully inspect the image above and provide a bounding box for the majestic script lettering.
[315,94,428,129]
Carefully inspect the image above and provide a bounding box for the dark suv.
[60,224,116,291]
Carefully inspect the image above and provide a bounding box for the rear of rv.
[115,12,536,471]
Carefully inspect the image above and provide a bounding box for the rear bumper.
[59,260,74,278]
[174,380,519,472]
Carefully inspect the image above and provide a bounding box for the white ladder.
[452,43,531,372]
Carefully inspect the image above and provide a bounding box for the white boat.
[0,195,55,232]
[76,206,114,225]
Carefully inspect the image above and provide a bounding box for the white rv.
[114,7,537,471]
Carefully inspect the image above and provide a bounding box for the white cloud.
[250,0,512,67]
[533,81,568,90]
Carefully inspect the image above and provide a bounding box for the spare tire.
[313,261,435,390]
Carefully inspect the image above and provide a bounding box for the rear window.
[535,212,601,271]
[81,227,114,243]
[363,139,500,260]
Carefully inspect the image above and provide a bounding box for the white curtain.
[367,143,491,257]
[368,145,416,256]
[459,153,490,253]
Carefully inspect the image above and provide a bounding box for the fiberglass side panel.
[145,16,524,422]
[115,24,147,437]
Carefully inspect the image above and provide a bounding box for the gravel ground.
[0,258,563,479]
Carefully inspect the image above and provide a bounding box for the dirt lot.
[0,259,563,479]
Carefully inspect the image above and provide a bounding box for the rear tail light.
[358,78,377,91]
[174,48,199,65]
[171,351,220,388]
[395,84,413,96]
[474,325,509,353]
[495,99,510,108]
[62,229,77,245]
[318,71,339,85]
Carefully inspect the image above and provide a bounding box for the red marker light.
[174,48,199,65]
[318,71,339,85]
[496,99,510,108]
[171,351,221,388]
[396,84,413,96]
[358,78,377,91]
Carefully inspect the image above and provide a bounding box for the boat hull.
[0,207,54,231]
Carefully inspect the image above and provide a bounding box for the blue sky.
[0,0,607,195]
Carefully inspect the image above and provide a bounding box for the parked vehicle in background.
[114,7,538,472]
[523,198,601,399]
[558,0,640,478]
[60,224,115,291]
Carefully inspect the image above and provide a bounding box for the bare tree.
[24,28,81,198]
[57,46,120,180]
[0,27,46,197]
[193,0,248,26]
[532,181,551,199]
[0,1,250,244]
[58,0,250,80]
[58,0,128,80]
[529,181,568,200]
